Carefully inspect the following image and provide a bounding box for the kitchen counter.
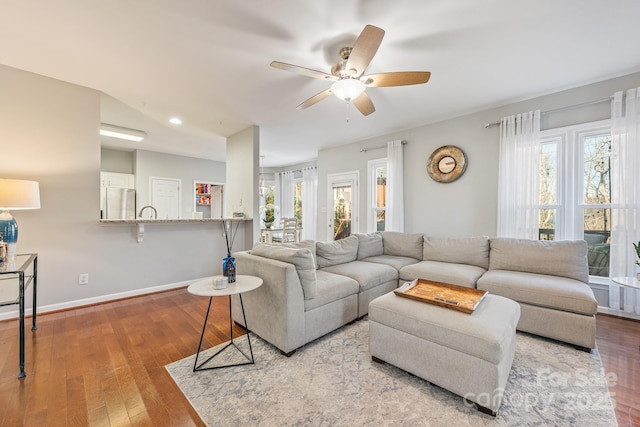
[100,217,252,242]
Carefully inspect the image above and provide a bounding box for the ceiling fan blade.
[296,89,333,110]
[345,25,385,78]
[270,61,337,81]
[352,92,375,116]
[362,71,431,87]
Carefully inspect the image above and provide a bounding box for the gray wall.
[0,64,247,319]
[317,71,640,241]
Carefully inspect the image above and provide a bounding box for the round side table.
[187,274,263,371]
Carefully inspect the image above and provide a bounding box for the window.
[368,159,387,232]
[539,121,612,278]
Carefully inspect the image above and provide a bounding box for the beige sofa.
[232,232,598,355]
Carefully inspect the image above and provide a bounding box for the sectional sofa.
[231,232,598,356]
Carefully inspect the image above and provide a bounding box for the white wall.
[226,126,260,244]
[317,71,640,241]
[0,64,247,319]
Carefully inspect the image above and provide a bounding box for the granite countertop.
[100,218,251,224]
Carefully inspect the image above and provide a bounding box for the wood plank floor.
[0,288,639,426]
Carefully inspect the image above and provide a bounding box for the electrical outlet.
[79,273,89,285]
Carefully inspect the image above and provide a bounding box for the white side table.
[187,274,263,371]
[611,276,640,290]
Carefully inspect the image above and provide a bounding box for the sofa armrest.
[231,251,306,354]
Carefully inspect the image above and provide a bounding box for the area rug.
[166,320,617,426]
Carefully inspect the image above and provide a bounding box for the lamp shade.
[0,179,41,210]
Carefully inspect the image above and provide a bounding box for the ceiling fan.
[271,25,431,116]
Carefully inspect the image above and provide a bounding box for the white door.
[150,177,181,219]
[327,172,359,241]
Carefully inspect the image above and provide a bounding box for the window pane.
[582,135,611,205]
[538,208,556,240]
[376,210,385,231]
[539,142,557,205]
[333,185,352,240]
[584,207,611,277]
[375,166,387,208]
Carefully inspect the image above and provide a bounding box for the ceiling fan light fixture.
[331,79,365,102]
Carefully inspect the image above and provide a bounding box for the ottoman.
[369,291,520,415]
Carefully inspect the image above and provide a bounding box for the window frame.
[540,119,612,283]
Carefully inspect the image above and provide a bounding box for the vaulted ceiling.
[2,1,640,166]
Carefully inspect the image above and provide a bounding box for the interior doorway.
[150,177,181,219]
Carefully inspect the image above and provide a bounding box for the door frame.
[327,171,359,241]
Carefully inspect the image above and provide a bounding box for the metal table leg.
[18,271,25,379]
[193,294,255,372]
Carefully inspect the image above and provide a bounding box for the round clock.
[426,145,467,183]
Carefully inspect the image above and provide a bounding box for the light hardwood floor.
[0,288,638,426]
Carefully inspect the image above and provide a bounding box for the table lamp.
[0,179,41,260]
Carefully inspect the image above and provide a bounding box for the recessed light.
[169,117,182,125]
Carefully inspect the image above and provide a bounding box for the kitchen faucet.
[138,205,158,219]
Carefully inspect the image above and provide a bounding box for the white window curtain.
[385,140,404,232]
[609,88,640,315]
[280,170,295,219]
[497,111,541,239]
[273,172,282,225]
[301,167,318,241]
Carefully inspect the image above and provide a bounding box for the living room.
[1,2,640,425]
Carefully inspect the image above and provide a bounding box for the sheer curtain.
[609,88,640,315]
[280,170,295,219]
[385,140,404,232]
[273,172,282,225]
[497,111,541,239]
[301,167,317,241]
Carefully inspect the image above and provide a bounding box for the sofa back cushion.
[316,235,359,268]
[381,232,423,260]
[251,243,317,299]
[423,235,490,270]
[488,238,589,283]
[355,232,384,260]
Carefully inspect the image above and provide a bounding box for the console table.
[187,274,262,371]
[0,253,38,378]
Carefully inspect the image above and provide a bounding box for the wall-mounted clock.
[426,145,467,183]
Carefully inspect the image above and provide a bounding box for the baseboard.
[597,305,640,321]
[0,279,194,322]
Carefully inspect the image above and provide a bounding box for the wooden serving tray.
[394,278,488,314]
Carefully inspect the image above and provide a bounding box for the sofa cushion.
[319,261,398,292]
[362,255,420,271]
[304,271,359,312]
[477,270,597,315]
[489,238,589,283]
[316,235,359,268]
[423,235,490,270]
[251,243,317,300]
[399,260,485,288]
[355,232,384,260]
[381,232,423,260]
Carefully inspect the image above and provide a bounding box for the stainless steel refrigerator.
[104,188,136,219]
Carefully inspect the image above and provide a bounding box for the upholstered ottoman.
[369,291,520,415]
